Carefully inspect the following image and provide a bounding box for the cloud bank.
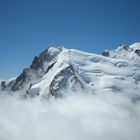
[0,92,140,140]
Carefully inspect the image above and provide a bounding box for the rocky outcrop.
[1,81,6,90]
[135,49,140,56]
[102,50,110,57]
[49,65,84,97]
[2,47,61,92]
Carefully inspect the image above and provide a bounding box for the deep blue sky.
[0,0,140,78]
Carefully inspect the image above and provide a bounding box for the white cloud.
[0,92,140,140]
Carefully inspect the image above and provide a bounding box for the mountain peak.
[130,42,140,50]
[1,44,140,98]
[30,46,62,71]
[102,43,140,59]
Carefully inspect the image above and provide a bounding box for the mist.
[0,91,140,140]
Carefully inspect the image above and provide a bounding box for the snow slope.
[0,43,140,99]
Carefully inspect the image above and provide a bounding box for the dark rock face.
[122,45,133,51]
[3,47,61,92]
[30,56,39,70]
[11,68,32,91]
[1,81,6,90]
[135,49,140,56]
[102,50,110,57]
[45,61,57,73]
[49,65,84,97]
[30,48,60,72]
[122,45,129,50]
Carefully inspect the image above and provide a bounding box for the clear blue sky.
[0,0,140,78]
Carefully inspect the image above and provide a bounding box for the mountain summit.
[1,43,140,98]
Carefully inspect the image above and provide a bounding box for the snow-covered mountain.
[1,43,140,98]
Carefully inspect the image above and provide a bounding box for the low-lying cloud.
[0,91,140,140]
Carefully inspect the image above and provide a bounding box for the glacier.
[0,43,140,99]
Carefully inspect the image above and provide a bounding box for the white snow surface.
[27,43,140,97]
[130,42,140,49]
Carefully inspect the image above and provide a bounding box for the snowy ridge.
[0,43,140,98]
